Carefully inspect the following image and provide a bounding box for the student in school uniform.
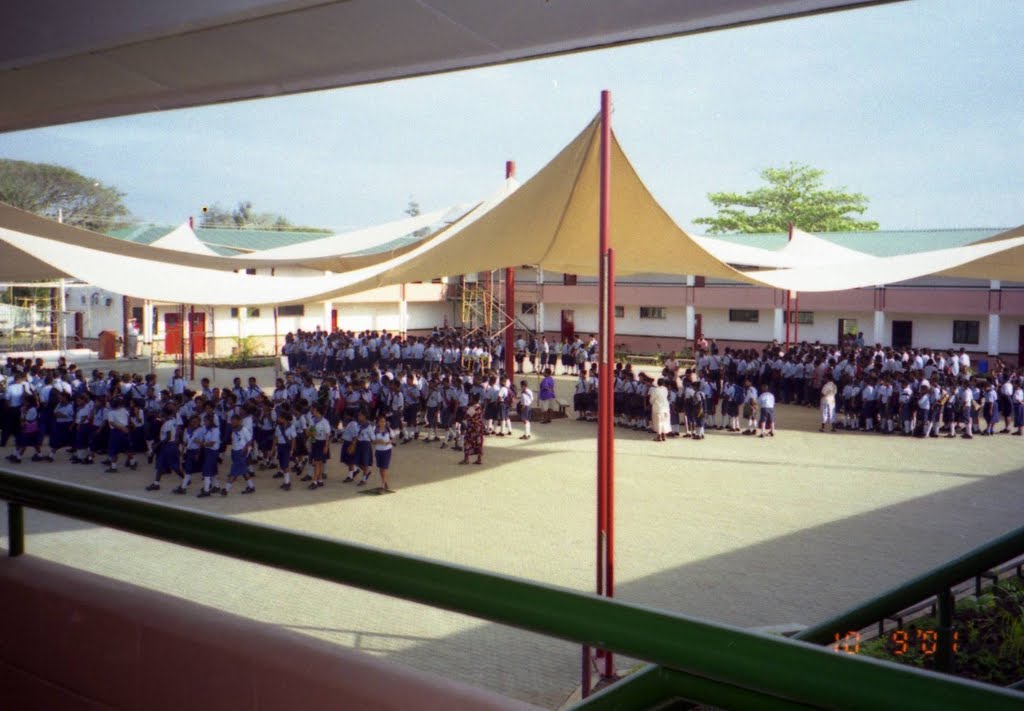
[353,411,375,485]
[146,405,183,492]
[196,414,222,498]
[757,384,776,438]
[518,380,534,440]
[104,397,137,473]
[222,414,256,495]
[1012,379,1024,436]
[306,404,331,490]
[371,415,395,492]
[339,414,362,482]
[8,395,42,463]
[48,392,74,460]
[271,413,297,490]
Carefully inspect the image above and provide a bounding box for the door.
[560,309,575,342]
[694,313,703,342]
[331,309,338,333]
[189,312,207,353]
[165,312,181,355]
[838,318,858,347]
[74,312,84,347]
[892,321,912,350]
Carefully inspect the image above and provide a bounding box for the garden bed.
[857,577,1024,687]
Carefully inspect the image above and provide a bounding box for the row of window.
[522,303,668,319]
[228,305,305,317]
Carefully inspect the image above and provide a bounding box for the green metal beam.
[1,469,1021,711]
[797,523,1024,645]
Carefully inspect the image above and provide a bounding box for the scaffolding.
[457,270,532,369]
[0,285,71,355]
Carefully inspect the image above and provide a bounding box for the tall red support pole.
[179,304,185,370]
[785,291,791,349]
[504,160,517,378]
[603,247,616,681]
[794,293,800,343]
[189,305,196,381]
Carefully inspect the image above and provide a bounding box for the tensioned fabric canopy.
[0,1,894,133]
[149,222,221,256]
[301,115,761,302]
[695,228,872,270]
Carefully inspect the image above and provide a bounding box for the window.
[563,273,577,286]
[614,306,624,318]
[640,306,666,320]
[230,307,261,318]
[788,311,814,325]
[729,309,759,323]
[952,320,979,345]
[245,268,257,275]
[521,303,537,315]
[278,304,305,317]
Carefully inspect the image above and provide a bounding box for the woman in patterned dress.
[459,394,484,465]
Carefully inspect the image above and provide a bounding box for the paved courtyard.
[2,368,1023,708]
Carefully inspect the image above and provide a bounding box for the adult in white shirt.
[126,320,140,359]
[819,375,837,432]
[648,379,671,441]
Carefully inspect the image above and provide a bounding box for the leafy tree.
[405,197,432,238]
[0,158,131,231]
[200,200,329,233]
[694,162,878,234]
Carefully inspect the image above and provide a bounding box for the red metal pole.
[504,160,517,377]
[597,88,614,680]
[189,305,196,381]
[785,291,791,349]
[603,247,616,681]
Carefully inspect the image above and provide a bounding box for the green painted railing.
[1,468,1022,711]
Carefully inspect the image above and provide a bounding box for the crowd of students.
[0,328,553,493]
[567,340,1024,440]
[3,332,1023,497]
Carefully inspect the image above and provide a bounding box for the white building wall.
[64,285,124,337]
[406,302,452,331]
[999,317,1022,355]
[885,313,990,353]
[613,305,687,338]
[699,308,774,342]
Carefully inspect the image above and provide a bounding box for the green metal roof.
[107,225,1010,260]
[707,228,1008,257]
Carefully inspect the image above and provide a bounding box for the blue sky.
[0,0,1021,234]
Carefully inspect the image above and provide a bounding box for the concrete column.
[873,310,886,346]
[238,307,247,340]
[322,301,331,331]
[536,267,544,336]
[399,295,408,335]
[773,308,784,342]
[141,299,153,357]
[685,275,696,340]
[988,313,1000,356]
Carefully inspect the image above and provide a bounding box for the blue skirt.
[374,448,392,470]
[75,424,93,449]
[201,448,219,477]
[184,449,201,475]
[108,429,130,457]
[340,440,356,465]
[310,439,327,463]
[51,421,72,449]
[355,441,372,468]
[156,441,181,474]
[229,449,248,477]
[276,443,291,470]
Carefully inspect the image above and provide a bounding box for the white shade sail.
[150,222,221,256]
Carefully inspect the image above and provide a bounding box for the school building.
[52,224,1023,364]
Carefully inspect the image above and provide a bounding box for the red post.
[179,304,186,370]
[189,305,196,381]
[785,291,791,349]
[596,88,615,682]
[794,292,800,343]
[504,160,517,377]
[603,247,615,682]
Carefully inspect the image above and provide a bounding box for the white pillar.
[873,310,886,346]
[685,275,696,339]
[322,301,331,331]
[238,306,247,340]
[988,313,1000,356]
[773,308,784,342]
[141,299,152,348]
[536,267,545,336]
[399,292,408,335]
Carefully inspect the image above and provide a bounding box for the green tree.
[694,163,878,234]
[200,200,329,232]
[405,197,432,238]
[0,158,131,231]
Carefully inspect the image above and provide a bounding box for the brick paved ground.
[2,367,1022,708]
